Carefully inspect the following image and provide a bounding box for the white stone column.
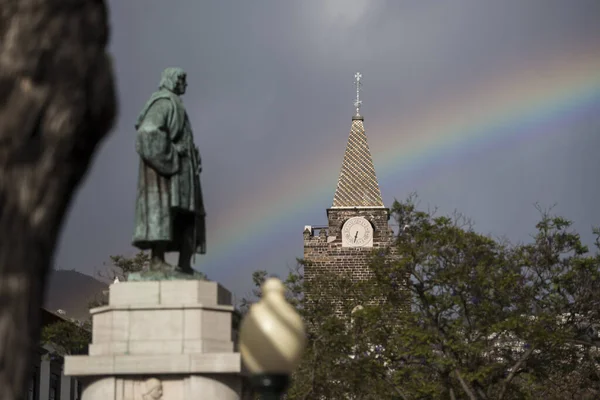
[60,365,73,400]
[39,358,50,400]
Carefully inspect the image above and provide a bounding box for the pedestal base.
[76,374,241,400]
[65,280,242,400]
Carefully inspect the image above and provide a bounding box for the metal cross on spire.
[354,72,362,116]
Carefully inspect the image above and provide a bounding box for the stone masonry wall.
[303,207,412,338]
[326,208,392,239]
[303,208,396,316]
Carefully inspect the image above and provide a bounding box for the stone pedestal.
[65,280,242,400]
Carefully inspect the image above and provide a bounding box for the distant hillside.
[44,270,108,321]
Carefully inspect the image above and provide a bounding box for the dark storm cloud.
[55,0,600,297]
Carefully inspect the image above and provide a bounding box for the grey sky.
[54,1,600,299]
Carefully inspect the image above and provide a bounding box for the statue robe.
[132,89,206,254]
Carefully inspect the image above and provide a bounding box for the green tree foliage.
[243,198,600,399]
[366,199,597,399]
[241,262,394,399]
[101,251,150,281]
[40,319,91,356]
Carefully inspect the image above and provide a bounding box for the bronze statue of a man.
[132,67,206,274]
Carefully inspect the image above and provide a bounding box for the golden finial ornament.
[239,278,306,398]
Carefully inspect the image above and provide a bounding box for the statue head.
[159,67,187,95]
[142,378,163,400]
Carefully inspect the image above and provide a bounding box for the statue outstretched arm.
[136,99,180,176]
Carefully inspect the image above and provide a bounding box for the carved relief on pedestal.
[120,377,165,400]
[141,378,163,400]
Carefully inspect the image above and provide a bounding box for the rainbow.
[198,45,600,279]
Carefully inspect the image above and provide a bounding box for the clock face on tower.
[341,217,374,248]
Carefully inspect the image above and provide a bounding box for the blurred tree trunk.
[0,1,116,399]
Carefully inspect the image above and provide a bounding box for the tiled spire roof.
[332,115,384,208]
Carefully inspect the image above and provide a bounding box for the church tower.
[304,73,394,285]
